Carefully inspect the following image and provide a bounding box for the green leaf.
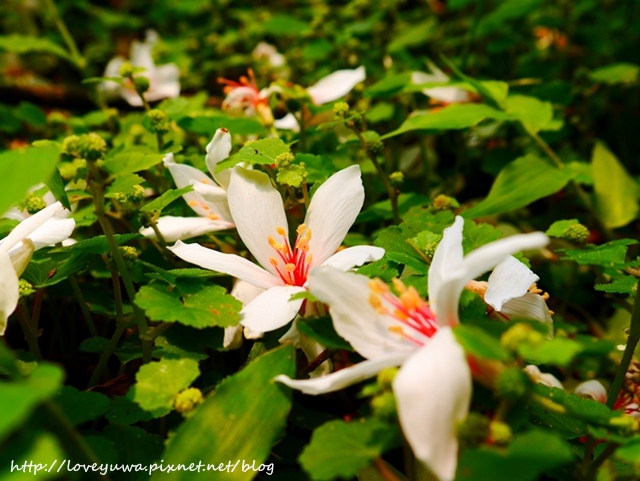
[141,185,193,213]
[177,116,266,136]
[560,239,638,267]
[52,233,140,255]
[23,253,88,288]
[15,102,46,128]
[546,219,580,238]
[475,0,543,38]
[130,358,200,412]
[153,345,295,481]
[263,14,312,36]
[0,145,60,216]
[297,316,353,351]
[217,138,291,171]
[463,155,575,219]
[458,429,572,481]
[365,73,412,98]
[56,386,110,426]
[454,325,510,361]
[518,338,582,366]
[103,147,163,176]
[590,63,639,84]
[44,167,71,210]
[595,276,638,295]
[0,34,73,63]
[300,418,400,481]
[105,173,144,198]
[505,95,553,134]
[1,431,65,481]
[135,284,242,328]
[382,104,511,138]
[0,364,64,442]
[533,384,615,424]
[388,18,437,52]
[591,141,639,229]
[276,164,306,188]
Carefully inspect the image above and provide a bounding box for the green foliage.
[217,138,291,171]
[454,325,510,362]
[141,185,193,213]
[297,316,353,351]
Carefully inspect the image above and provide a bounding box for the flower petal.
[0,202,66,253]
[320,245,384,271]
[575,380,607,403]
[240,285,305,332]
[523,365,563,389]
[306,66,366,104]
[168,240,280,289]
[139,216,233,243]
[227,168,289,277]
[499,293,553,331]
[304,165,365,266]
[191,181,233,222]
[274,113,300,132]
[205,128,233,188]
[223,325,243,350]
[279,319,332,378]
[23,218,75,251]
[308,266,418,359]
[230,279,265,305]
[393,327,471,481]
[130,39,155,71]
[274,352,408,395]
[147,64,180,101]
[0,250,19,336]
[485,256,539,311]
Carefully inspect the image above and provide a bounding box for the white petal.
[304,165,365,266]
[244,326,264,340]
[230,279,265,306]
[205,128,232,188]
[307,66,366,104]
[320,246,385,271]
[393,328,471,481]
[222,87,259,113]
[129,39,155,71]
[499,293,553,332]
[24,218,75,251]
[191,181,233,222]
[523,365,563,389]
[308,266,418,359]
[227,168,289,277]
[485,256,539,311]
[274,352,408,395]
[428,216,464,324]
[147,64,180,101]
[168,240,280,290]
[575,380,607,403]
[423,86,470,104]
[223,325,243,350]
[139,216,233,243]
[0,202,66,253]
[274,113,300,132]
[240,285,305,332]
[0,250,19,336]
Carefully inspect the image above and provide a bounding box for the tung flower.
[168,165,383,333]
[412,62,471,105]
[1,202,75,335]
[275,216,548,481]
[140,128,235,242]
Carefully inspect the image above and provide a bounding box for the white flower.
[252,42,286,68]
[275,216,548,481]
[101,30,180,107]
[139,128,235,242]
[575,379,640,419]
[0,202,75,335]
[168,164,384,333]
[523,365,563,389]
[223,280,265,350]
[412,62,470,104]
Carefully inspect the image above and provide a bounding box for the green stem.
[16,304,42,360]
[87,161,152,363]
[42,0,85,68]
[88,322,127,388]
[68,275,97,337]
[606,280,640,408]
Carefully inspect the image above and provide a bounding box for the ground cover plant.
[1,0,640,480]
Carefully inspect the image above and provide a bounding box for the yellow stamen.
[188,201,199,207]
[368,279,389,294]
[276,226,286,236]
[306,254,313,264]
[400,287,422,311]
[393,309,410,321]
[201,178,210,184]
[207,214,219,220]
[392,278,407,295]
[388,325,404,336]
[296,224,307,235]
[201,203,210,211]
[269,257,279,266]
[285,263,296,272]
[369,293,388,315]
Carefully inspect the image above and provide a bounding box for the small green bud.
[424,242,439,260]
[489,421,512,445]
[62,135,81,158]
[46,111,67,126]
[501,323,544,352]
[119,246,139,262]
[433,194,459,211]
[275,152,295,169]
[129,124,146,143]
[457,413,490,448]
[133,75,150,94]
[495,367,532,401]
[377,367,399,391]
[389,171,404,187]
[18,279,35,298]
[333,101,350,118]
[118,61,135,78]
[562,223,589,244]
[371,391,397,420]
[364,139,384,157]
[128,185,145,203]
[609,414,639,433]
[78,132,107,161]
[114,192,128,204]
[174,387,204,414]
[22,194,47,215]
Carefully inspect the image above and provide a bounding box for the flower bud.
[118,61,135,78]
[424,242,439,260]
[275,152,295,169]
[22,194,47,215]
[377,367,399,391]
[18,279,35,298]
[119,246,139,262]
[147,109,170,134]
[133,76,150,95]
[46,111,67,127]
[333,101,350,118]
[389,171,404,187]
[62,135,81,158]
[561,223,589,244]
[77,132,107,162]
[364,138,384,157]
[496,367,532,401]
[489,421,512,445]
[174,387,204,414]
[501,323,544,352]
[457,413,490,448]
[433,194,460,211]
[371,391,397,420]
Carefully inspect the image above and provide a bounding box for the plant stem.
[374,459,402,481]
[88,322,127,388]
[87,161,152,363]
[68,274,97,337]
[606,280,640,408]
[42,0,85,68]
[301,349,331,376]
[16,304,42,360]
[31,288,44,331]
